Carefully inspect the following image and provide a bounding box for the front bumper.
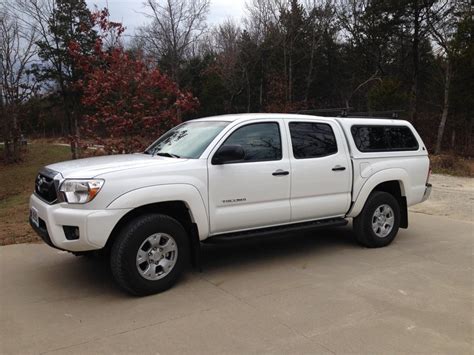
[29,194,130,252]
[421,183,432,203]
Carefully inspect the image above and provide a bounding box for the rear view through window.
[351,125,419,152]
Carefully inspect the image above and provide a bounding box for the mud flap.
[190,223,202,272]
[400,196,408,228]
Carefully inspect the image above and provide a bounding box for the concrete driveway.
[0,212,472,354]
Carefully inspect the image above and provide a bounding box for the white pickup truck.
[30,113,431,295]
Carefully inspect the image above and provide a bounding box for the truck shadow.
[200,225,357,272]
[33,224,359,298]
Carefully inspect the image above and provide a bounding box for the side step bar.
[204,217,348,244]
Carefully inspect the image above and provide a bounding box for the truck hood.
[46,154,187,178]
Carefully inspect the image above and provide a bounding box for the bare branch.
[139,0,210,81]
[0,8,39,105]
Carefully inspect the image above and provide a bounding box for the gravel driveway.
[409,174,473,222]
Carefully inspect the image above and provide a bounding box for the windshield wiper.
[154,152,181,158]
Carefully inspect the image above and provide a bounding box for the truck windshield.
[145,121,229,159]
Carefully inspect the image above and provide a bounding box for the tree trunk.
[466,118,473,155]
[12,110,20,162]
[66,107,79,160]
[259,56,264,111]
[229,93,234,113]
[3,108,21,163]
[171,58,182,120]
[0,93,9,163]
[72,112,79,159]
[434,59,451,155]
[246,71,251,113]
[283,46,288,102]
[408,0,420,123]
[288,54,293,103]
[304,28,317,102]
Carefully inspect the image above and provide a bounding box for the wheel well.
[104,201,201,266]
[373,180,408,228]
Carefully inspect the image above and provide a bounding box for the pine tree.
[34,0,97,158]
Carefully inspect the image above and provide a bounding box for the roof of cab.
[193,113,412,127]
[193,113,333,122]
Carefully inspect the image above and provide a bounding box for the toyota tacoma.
[30,114,432,295]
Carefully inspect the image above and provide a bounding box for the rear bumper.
[29,194,130,252]
[421,183,432,203]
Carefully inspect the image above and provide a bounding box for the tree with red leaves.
[70,9,198,154]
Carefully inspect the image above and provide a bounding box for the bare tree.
[244,0,282,43]
[243,0,284,109]
[337,0,396,109]
[0,8,38,163]
[425,0,464,154]
[139,0,210,83]
[214,20,241,54]
[212,20,245,112]
[407,0,427,123]
[303,0,336,102]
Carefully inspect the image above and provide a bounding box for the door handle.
[272,169,289,176]
[332,165,346,171]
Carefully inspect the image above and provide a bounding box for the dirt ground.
[0,143,70,246]
[409,174,474,222]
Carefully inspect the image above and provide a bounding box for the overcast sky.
[85,0,247,35]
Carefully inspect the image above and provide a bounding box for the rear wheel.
[110,214,189,296]
[353,191,401,248]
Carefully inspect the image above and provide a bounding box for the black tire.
[110,214,189,296]
[353,191,401,248]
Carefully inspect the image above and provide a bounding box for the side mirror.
[212,144,245,165]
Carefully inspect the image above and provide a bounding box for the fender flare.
[107,184,209,239]
[347,168,409,218]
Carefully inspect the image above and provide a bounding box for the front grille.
[35,170,58,203]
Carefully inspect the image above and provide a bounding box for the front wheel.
[353,191,401,248]
[110,214,189,296]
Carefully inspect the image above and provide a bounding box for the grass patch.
[0,142,71,245]
[430,154,473,177]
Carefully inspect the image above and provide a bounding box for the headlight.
[59,179,104,204]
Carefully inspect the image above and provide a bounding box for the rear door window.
[289,122,338,159]
[351,125,419,152]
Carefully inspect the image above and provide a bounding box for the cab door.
[207,120,291,235]
[286,119,352,222]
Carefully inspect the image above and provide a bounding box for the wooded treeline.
[1,0,472,162]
